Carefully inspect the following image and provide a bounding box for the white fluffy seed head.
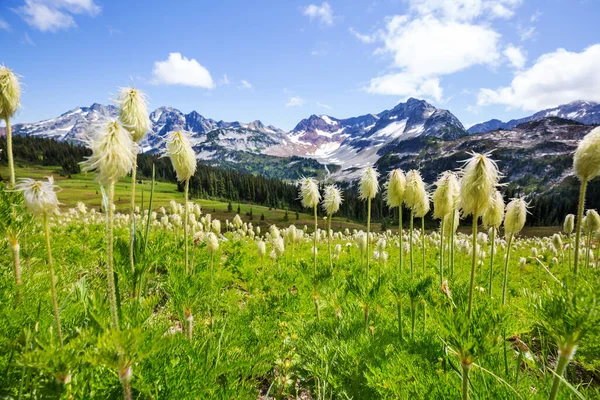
[504,198,528,236]
[386,169,406,208]
[322,184,342,216]
[414,190,430,218]
[15,177,59,216]
[82,121,135,185]
[482,190,505,229]
[443,209,460,236]
[299,177,321,208]
[552,234,563,250]
[273,236,285,256]
[574,127,600,181]
[257,240,266,257]
[404,170,425,209]
[166,131,196,182]
[432,171,459,219]
[211,219,221,234]
[583,209,600,234]
[116,87,151,142]
[459,152,500,217]
[206,232,219,253]
[563,214,575,235]
[359,167,379,200]
[286,224,297,243]
[0,66,21,119]
[77,201,87,215]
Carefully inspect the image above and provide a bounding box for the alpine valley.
[11,98,600,198]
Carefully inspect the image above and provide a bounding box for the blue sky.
[1,0,599,130]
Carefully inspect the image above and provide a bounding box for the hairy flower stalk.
[502,198,527,305]
[582,209,600,270]
[482,190,504,296]
[563,214,575,269]
[300,177,321,277]
[415,192,430,271]
[459,152,499,320]
[359,167,379,280]
[16,177,63,346]
[383,170,405,276]
[166,130,197,274]
[433,172,459,284]
[206,232,219,289]
[322,184,342,273]
[116,87,150,275]
[573,127,600,275]
[405,170,425,279]
[0,67,21,187]
[82,121,136,329]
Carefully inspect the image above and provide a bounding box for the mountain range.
[10,98,600,194]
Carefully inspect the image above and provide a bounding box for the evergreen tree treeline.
[1,135,595,227]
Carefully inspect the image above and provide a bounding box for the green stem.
[439,218,444,285]
[502,234,514,306]
[327,216,332,273]
[399,206,403,274]
[410,209,414,279]
[107,181,119,330]
[421,216,425,271]
[43,212,63,347]
[450,211,456,278]
[488,226,496,296]
[410,301,416,339]
[10,239,21,304]
[129,150,138,275]
[467,214,478,321]
[585,230,592,271]
[313,204,318,278]
[184,178,190,274]
[462,362,471,400]
[366,197,371,280]
[5,117,15,186]
[548,346,574,400]
[397,298,403,342]
[573,178,588,276]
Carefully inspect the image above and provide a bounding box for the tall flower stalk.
[582,210,600,270]
[359,167,379,280]
[572,127,600,275]
[299,178,321,277]
[563,214,575,269]
[432,172,459,284]
[459,152,499,321]
[16,177,63,345]
[116,87,150,275]
[385,169,406,275]
[166,131,197,274]
[405,170,425,279]
[0,66,21,187]
[322,185,342,273]
[482,190,504,296]
[82,121,136,329]
[502,198,527,305]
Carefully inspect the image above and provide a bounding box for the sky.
[0,0,599,130]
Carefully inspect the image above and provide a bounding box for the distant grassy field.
[0,164,370,232]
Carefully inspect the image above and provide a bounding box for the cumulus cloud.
[504,44,526,69]
[478,44,600,110]
[152,53,214,89]
[365,14,500,101]
[15,0,100,32]
[303,2,334,26]
[408,0,522,21]
[286,97,305,107]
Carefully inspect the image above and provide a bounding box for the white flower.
[166,130,196,182]
[359,167,379,200]
[116,87,151,142]
[0,66,21,119]
[299,177,320,208]
[322,184,342,216]
[15,177,59,216]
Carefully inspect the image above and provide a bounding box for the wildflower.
[166,131,196,182]
[116,87,150,142]
[385,169,406,208]
[15,177,59,217]
[359,167,379,200]
[299,177,320,208]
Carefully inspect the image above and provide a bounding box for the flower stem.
[502,234,514,306]
[573,178,588,276]
[313,204,318,278]
[5,117,15,186]
[9,239,21,304]
[184,178,190,274]
[399,206,403,274]
[397,298,403,342]
[327,216,333,273]
[450,210,456,278]
[366,197,371,280]
[421,217,425,271]
[488,226,496,296]
[107,181,119,330]
[43,212,63,347]
[462,362,471,400]
[548,345,574,400]
[129,151,138,275]
[439,218,444,285]
[410,209,414,279]
[467,214,478,321]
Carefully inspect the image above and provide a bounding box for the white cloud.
[21,32,36,46]
[219,74,230,85]
[303,2,334,26]
[408,0,522,21]
[317,102,332,109]
[152,53,214,89]
[15,0,100,32]
[349,27,376,44]
[519,26,536,41]
[478,44,600,110]
[239,79,252,89]
[286,97,305,107]
[0,17,10,31]
[365,14,500,100]
[504,44,526,69]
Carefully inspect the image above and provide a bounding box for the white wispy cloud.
[303,2,334,26]
[504,44,526,69]
[21,32,36,46]
[0,17,10,31]
[348,27,376,44]
[478,44,600,110]
[152,53,214,88]
[286,97,305,107]
[239,79,252,89]
[317,102,332,109]
[15,0,101,32]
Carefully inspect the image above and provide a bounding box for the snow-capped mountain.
[468,100,600,134]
